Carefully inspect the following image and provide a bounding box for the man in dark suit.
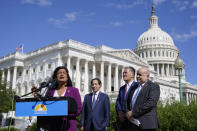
[126,67,160,131]
[115,66,138,130]
[81,78,110,131]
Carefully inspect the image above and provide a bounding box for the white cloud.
[21,0,52,6]
[153,0,166,5]
[107,0,145,9]
[173,30,197,42]
[21,0,35,4]
[111,22,122,27]
[49,12,79,29]
[191,15,197,19]
[64,12,78,22]
[38,0,52,6]
[171,0,190,11]
[192,1,197,7]
[110,20,137,27]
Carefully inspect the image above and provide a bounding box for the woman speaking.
[32,66,82,131]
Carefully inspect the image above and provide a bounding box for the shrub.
[157,101,197,131]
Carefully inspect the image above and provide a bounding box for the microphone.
[40,78,57,89]
[47,78,57,89]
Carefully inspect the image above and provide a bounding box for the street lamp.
[174,53,185,103]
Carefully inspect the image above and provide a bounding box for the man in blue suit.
[81,78,110,131]
[115,66,138,130]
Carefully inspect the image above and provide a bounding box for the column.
[167,64,169,76]
[92,62,96,79]
[162,64,164,76]
[121,67,125,86]
[57,52,63,66]
[22,68,26,95]
[75,58,80,90]
[147,51,150,57]
[44,63,47,78]
[114,64,119,92]
[67,56,73,80]
[84,60,89,93]
[28,67,32,93]
[6,68,11,89]
[172,65,175,76]
[107,63,111,93]
[36,66,39,80]
[1,69,5,84]
[67,56,71,72]
[157,64,159,76]
[100,61,104,92]
[12,66,17,90]
[186,92,189,105]
[52,62,56,71]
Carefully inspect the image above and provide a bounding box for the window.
[26,70,28,75]
[48,64,51,69]
[18,72,22,76]
[33,68,36,73]
[40,66,43,71]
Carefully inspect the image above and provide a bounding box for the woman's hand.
[31,86,40,98]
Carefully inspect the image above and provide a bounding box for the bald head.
[136,67,150,84]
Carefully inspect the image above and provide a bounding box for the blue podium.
[16,97,68,116]
[15,97,77,131]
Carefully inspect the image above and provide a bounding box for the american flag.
[16,45,23,51]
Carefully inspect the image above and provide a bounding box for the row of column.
[1,56,126,94]
[1,67,17,90]
[186,92,197,103]
[66,56,123,93]
[151,63,184,77]
[139,50,176,58]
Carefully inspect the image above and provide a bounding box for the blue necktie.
[92,93,96,109]
[131,85,142,109]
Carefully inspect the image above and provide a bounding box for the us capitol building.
[0,6,197,104]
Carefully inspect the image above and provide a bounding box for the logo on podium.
[34,104,47,114]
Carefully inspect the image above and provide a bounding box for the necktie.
[124,84,129,99]
[131,85,142,109]
[92,93,96,108]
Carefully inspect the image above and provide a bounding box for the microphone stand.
[14,84,47,101]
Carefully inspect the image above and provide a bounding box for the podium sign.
[15,98,68,117]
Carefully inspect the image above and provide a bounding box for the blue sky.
[0,0,197,85]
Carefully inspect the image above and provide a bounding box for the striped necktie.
[92,93,96,108]
[124,84,129,99]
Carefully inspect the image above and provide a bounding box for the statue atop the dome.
[151,3,155,16]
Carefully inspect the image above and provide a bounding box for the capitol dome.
[137,27,175,47]
[134,5,185,82]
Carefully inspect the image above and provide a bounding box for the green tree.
[0,71,15,113]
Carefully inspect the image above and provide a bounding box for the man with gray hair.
[115,66,138,130]
[126,67,160,131]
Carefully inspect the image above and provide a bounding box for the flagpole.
[22,44,24,54]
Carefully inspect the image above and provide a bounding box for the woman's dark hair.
[91,78,102,86]
[52,66,72,87]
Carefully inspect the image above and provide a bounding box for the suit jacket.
[127,80,160,129]
[116,81,138,113]
[81,92,110,131]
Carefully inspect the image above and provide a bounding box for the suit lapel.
[90,93,93,109]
